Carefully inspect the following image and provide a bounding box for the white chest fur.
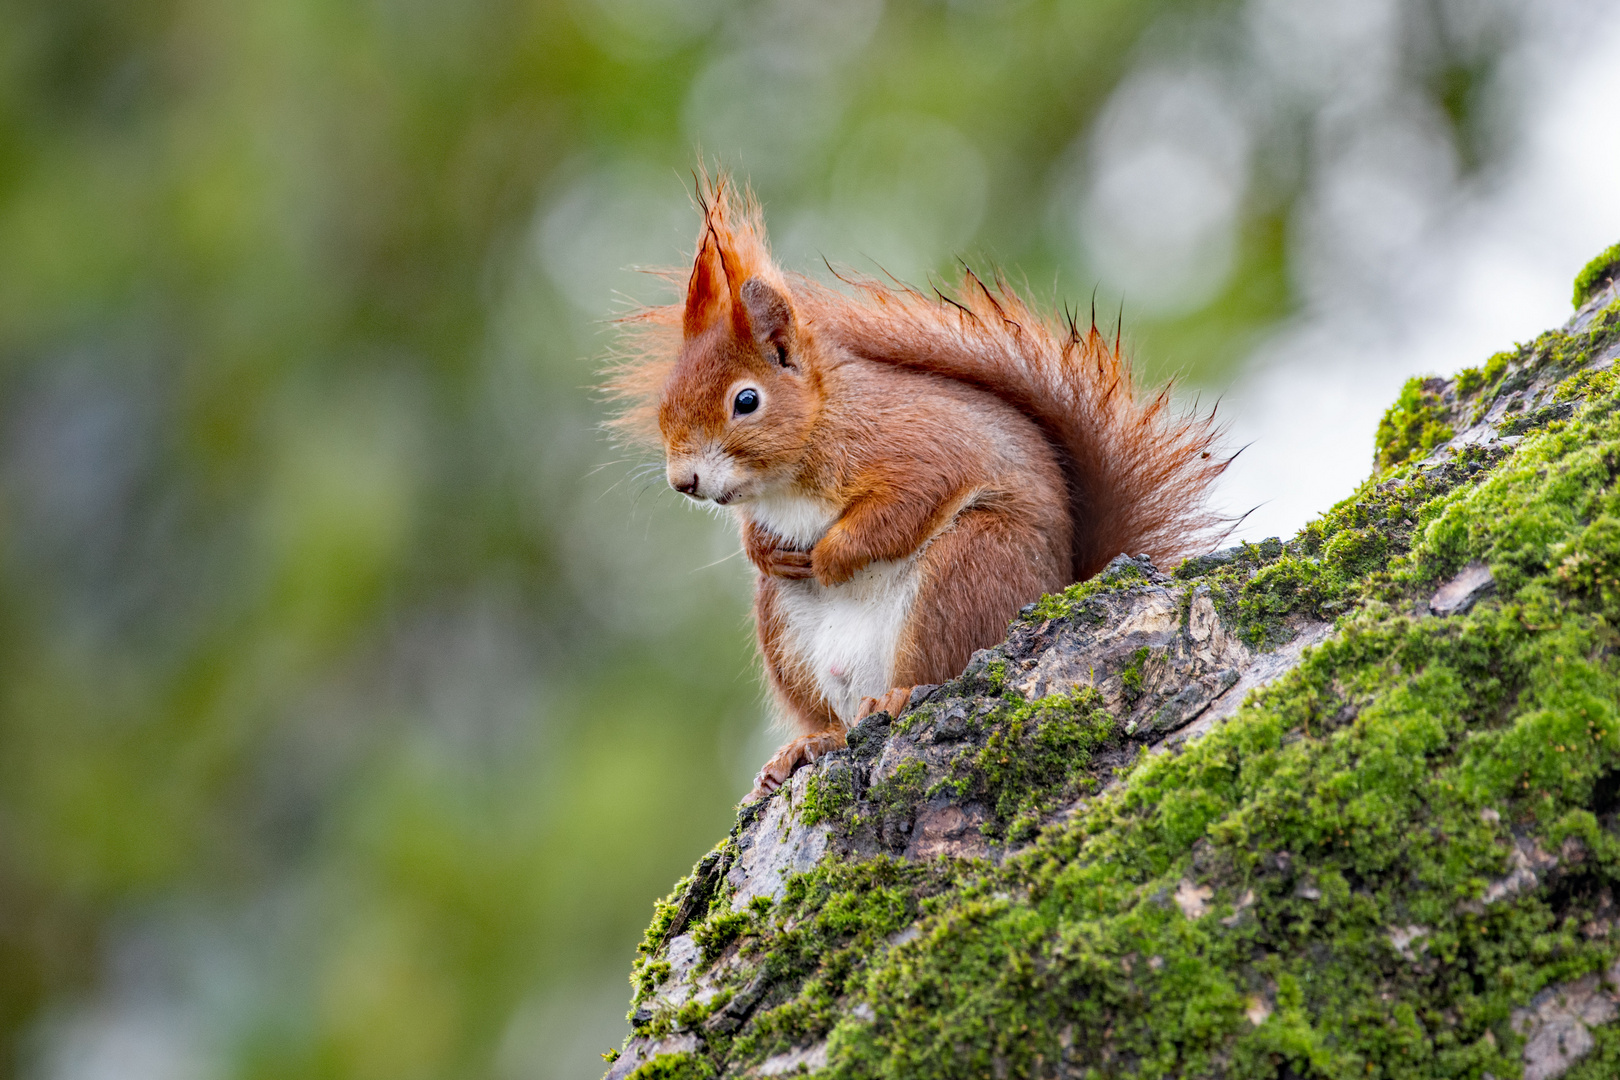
[742,490,920,723]
[773,558,921,723]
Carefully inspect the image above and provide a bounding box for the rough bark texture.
[608,257,1620,1080]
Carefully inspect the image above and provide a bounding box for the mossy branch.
[611,260,1620,1080]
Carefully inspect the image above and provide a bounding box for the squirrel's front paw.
[856,686,914,721]
[744,523,815,580]
[747,731,845,801]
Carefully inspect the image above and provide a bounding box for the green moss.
[798,768,856,828]
[1375,376,1455,471]
[868,758,927,820]
[1118,646,1152,701]
[1224,470,1454,646]
[630,872,692,1006]
[1171,539,1285,596]
[674,994,723,1031]
[782,381,1618,1073]
[930,687,1116,841]
[1551,514,1620,611]
[1390,387,1620,599]
[1235,553,1326,647]
[692,908,751,963]
[1565,1026,1620,1079]
[1489,299,1620,407]
[1167,539,1304,648]
[982,659,1010,695]
[638,878,686,956]
[1498,365,1534,402]
[1453,365,1485,397]
[1460,350,1521,425]
[1573,241,1620,307]
[1027,558,1149,621]
[806,757,935,842]
[724,858,952,1065]
[1555,367,1618,404]
[1483,350,1511,386]
[1500,402,1575,437]
[622,1052,716,1080]
[632,958,671,1004]
[1597,296,1620,340]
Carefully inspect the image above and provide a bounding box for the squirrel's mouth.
[713,489,738,506]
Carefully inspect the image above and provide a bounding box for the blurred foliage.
[0,0,1526,1078]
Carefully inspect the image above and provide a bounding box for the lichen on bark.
[609,261,1620,1080]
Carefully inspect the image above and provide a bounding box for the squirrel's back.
[796,275,1227,580]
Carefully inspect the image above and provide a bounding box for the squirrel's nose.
[674,473,700,497]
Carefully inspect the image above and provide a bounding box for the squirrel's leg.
[749,577,844,801]
[810,483,960,586]
[894,508,1065,688]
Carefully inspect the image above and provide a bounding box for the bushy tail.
[796,269,1231,580]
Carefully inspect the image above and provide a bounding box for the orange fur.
[605,174,1229,798]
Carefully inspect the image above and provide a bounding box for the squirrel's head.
[656,187,818,507]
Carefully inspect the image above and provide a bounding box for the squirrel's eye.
[733,388,760,416]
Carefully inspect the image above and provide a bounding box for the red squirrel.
[608,177,1227,800]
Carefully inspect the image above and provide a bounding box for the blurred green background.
[0,1,1607,1078]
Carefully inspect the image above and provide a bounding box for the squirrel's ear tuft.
[740,277,796,368]
[682,172,780,343]
[684,229,727,338]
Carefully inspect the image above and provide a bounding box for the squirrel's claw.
[761,549,814,580]
[746,730,847,802]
